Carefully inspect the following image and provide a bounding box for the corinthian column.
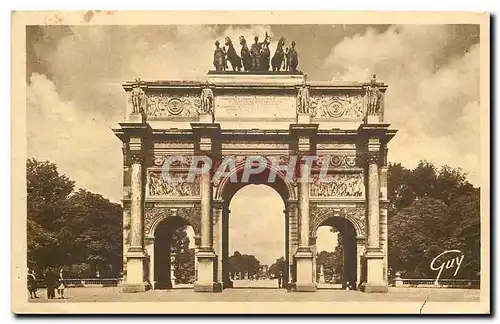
[123,152,147,293]
[367,152,380,249]
[361,150,387,293]
[294,159,316,292]
[200,163,211,250]
[299,161,311,248]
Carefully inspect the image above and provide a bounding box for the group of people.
[27,268,66,299]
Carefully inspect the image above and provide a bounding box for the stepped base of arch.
[194,282,223,293]
[360,283,388,293]
[122,283,148,293]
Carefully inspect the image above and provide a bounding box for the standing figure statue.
[213,40,225,71]
[285,47,290,71]
[288,41,299,73]
[131,78,145,114]
[224,37,242,72]
[366,74,382,115]
[250,36,262,71]
[239,36,251,72]
[260,32,271,71]
[271,37,286,72]
[297,77,310,114]
[200,83,214,114]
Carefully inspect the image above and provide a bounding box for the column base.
[122,282,148,293]
[294,247,315,292]
[294,283,317,292]
[194,282,223,293]
[360,283,388,293]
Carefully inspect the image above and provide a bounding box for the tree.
[269,257,285,278]
[27,159,74,271]
[27,158,123,278]
[387,161,480,279]
[171,226,194,283]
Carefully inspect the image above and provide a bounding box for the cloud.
[323,25,480,185]
[27,73,123,202]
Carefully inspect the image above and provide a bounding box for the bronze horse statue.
[224,37,242,72]
[271,37,286,72]
[239,36,251,72]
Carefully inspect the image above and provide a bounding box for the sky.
[26,24,481,265]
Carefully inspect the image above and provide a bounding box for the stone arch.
[214,158,297,201]
[310,206,366,238]
[145,207,201,238]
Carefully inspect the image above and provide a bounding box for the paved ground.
[29,279,480,303]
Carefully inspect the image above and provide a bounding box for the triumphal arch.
[114,62,396,293]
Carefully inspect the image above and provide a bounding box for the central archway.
[215,162,297,289]
[227,184,285,288]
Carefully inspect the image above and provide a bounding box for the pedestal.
[122,250,148,293]
[360,251,388,293]
[294,248,316,292]
[128,112,144,123]
[194,250,222,292]
[297,114,310,124]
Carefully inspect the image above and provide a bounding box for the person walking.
[44,269,56,299]
[57,269,65,299]
[277,271,283,288]
[27,269,38,299]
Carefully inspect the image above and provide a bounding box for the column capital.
[364,150,381,166]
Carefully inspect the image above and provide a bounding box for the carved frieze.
[153,155,193,167]
[310,206,366,237]
[147,171,200,197]
[144,207,201,236]
[313,154,357,169]
[310,173,364,197]
[147,93,201,117]
[310,95,364,119]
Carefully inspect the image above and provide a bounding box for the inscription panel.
[216,95,296,118]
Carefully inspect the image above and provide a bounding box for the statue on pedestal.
[250,36,261,71]
[239,35,251,72]
[213,40,225,72]
[131,78,145,114]
[319,264,326,284]
[288,41,299,73]
[297,77,310,114]
[200,83,214,114]
[366,74,382,115]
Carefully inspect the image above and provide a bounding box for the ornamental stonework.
[153,155,193,167]
[310,95,364,119]
[147,171,200,197]
[144,207,201,236]
[147,93,201,117]
[310,173,364,197]
[310,206,366,237]
[313,154,357,169]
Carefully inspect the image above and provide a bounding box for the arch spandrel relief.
[309,206,366,238]
[144,207,201,238]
